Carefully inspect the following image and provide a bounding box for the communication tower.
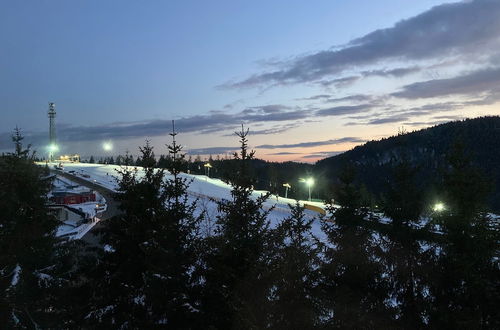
[48,102,57,161]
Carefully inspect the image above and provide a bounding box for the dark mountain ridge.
[315,116,500,211]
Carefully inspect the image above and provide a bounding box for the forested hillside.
[315,116,500,211]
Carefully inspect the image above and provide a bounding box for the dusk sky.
[1,0,500,162]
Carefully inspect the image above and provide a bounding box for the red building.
[51,191,96,205]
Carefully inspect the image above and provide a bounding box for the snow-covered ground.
[55,216,100,240]
[42,162,499,242]
[52,162,329,239]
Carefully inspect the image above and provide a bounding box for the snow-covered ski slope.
[56,163,329,237]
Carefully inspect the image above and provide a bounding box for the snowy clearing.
[49,162,331,240]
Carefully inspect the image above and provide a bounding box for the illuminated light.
[433,202,445,212]
[103,142,113,151]
[282,183,291,198]
[299,177,315,201]
[48,144,59,152]
[204,163,212,177]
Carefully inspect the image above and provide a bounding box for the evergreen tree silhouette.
[429,141,499,328]
[200,124,272,329]
[0,128,71,328]
[84,131,202,327]
[381,154,430,327]
[268,202,321,329]
[320,164,392,328]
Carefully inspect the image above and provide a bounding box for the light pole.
[299,177,315,201]
[282,183,291,198]
[102,142,113,164]
[204,163,212,177]
[48,144,59,162]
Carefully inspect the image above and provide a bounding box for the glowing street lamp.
[48,144,59,153]
[103,142,113,151]
[299,177,315,201]
[282,183,291,198]
[47,144,59,162]
[204,163,212,177]
[433,202,446,212]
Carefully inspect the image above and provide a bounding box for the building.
[58,154,81,162]
[50,190,96,205]
[47,204,88,225]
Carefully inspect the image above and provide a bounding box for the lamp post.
[282,183,291,198]
[102,142,113,164]
[204,163,212,177]
[48,144,59,162]
[299,177,315,201]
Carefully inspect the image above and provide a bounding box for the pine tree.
[0,128,69,328]
[268,202,321,329]
[144,121,203,327]
[84,131,203,327]
[200,125,272,329]
[320,164,392,328]
[383,156,423,226]
[83,141,162,327]
[380,155,430,327]
[429,141,499,328]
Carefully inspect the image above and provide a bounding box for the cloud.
[186,147,237,155]
[317,66,421,89]
[267,151,303,155]
[257,137,365,149]
[1,104,315,150]
[325,94,374,103]
[403,116,463,127]
[302,151,345,159]
[227,0,500,87]
[367,116,410,125]
[250,123,300,136]
[361,66,421,78]
[297,94,331,101]
[7,99,364,153]
[343,92,500,127]
[393,66,500,99]
[319,66,421,89]
[250,104,291,113]
[320,76,361,88]
[316,104,373,117]
[344,101,465,126]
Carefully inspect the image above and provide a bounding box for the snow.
[55,212,101,240]
[35,272,53,287]
[103,244,115,253]
[11,312,20,325]
[183,302,200,313]
[50,162,500,242]
[10,264,21,287]
[54,163,330,240]
[85,305,115,320]
[133,295,145,306]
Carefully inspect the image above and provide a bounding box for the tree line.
[1,126,499,328]
[86,152,314,202]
